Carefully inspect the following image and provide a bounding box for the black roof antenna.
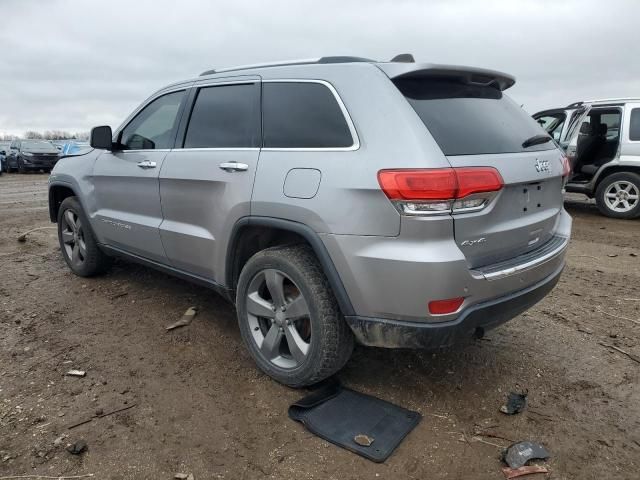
[390,53,415,63]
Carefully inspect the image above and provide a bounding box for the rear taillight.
[377,167,503,216]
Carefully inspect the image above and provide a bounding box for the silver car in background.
[534,98,640,218]
[48,56,571,386]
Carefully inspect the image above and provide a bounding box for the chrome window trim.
[108,149,172,154]
[261,79,361,152]
[173,147,260,152]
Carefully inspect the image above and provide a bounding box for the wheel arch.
[593,165,640,192]
[226,217,355,316]
[48,183,78,223]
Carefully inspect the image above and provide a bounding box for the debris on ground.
[354,434,375,446]
[67,403,137,430]
[502,465,549,478]
[503,441,550,469]
[289,380,421,462]
[174,474,188,479]
[599,342,640,364]
[16,225,57,242]
[67,439,88,455]
[500,392,527,415]
[577,327,593,334]
[65,370,86,377]
[53,434,68,446]
[166,307,198,331]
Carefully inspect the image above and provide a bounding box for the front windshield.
[22,140,59,152]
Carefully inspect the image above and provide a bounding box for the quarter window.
[183,83,260,148]
[119,90,185,150]
[262,82,353,148]
[630,108,640,141]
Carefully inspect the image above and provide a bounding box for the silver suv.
[48,56,572,386]
[534,98,640,218]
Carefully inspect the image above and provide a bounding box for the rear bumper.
[345,262,563,349]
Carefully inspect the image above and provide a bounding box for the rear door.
[393,74,567,267]
[158,77,261,282]
[92,88,188,262]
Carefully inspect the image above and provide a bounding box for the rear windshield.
[395,78,554,156]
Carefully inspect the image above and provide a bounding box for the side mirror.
[90,126,114,150]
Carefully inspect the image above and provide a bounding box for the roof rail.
[584,97,640,104]
[200,56,375,76]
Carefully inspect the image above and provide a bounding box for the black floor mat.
[289,380,421,462]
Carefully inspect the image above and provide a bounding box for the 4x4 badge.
[535,159,550,173]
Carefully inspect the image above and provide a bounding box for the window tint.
[262,82,353,148]
[630,108,640,141]
[395,78,554,156]
[120,91,184,150]
[183,84,260,148]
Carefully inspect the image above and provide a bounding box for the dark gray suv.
[48,56,572,386]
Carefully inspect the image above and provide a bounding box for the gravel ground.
[1,173,639,480]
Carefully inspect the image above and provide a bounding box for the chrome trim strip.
[472,236,569,281]
[261,79,360,152]
[175,147,260,152]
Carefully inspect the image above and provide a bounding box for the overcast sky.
[1,0,638,136]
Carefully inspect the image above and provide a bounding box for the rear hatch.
[383,64,566,268]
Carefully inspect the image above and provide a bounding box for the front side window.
[262,82,353,148]
[630,108,640,141]
[183,83,260,148]
[119,90,184,150]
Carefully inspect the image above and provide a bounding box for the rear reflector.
[428,297,465,315]
[378,167,503,215]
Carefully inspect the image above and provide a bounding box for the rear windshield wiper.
[522,134,552,148]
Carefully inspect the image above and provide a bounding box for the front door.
[159,78,261,282]
[91,89,188,263]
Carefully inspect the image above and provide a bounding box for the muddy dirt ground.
[0,173,638,480]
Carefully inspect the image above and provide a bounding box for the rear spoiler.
[376,62,516,91]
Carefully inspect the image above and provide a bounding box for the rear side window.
[262,82,353,148]
[184,83,261,148]
[630,108,640,141]
[395,78,553,156]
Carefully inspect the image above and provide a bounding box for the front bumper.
[345,262,563,349]
[21,156,58,169]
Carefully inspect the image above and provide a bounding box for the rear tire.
[236,245,353,387]
[595,172,640,219]
[57,196,111,276]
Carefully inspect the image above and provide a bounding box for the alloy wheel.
[604,180,639,213]
[245,268,312,369]
[60,209,87,268]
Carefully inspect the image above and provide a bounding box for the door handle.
[219,162,249,172]
[137,160,157,169]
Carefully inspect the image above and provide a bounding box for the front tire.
[57,196,110,276]
[595,172,640,219]
[236,245,354,387]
